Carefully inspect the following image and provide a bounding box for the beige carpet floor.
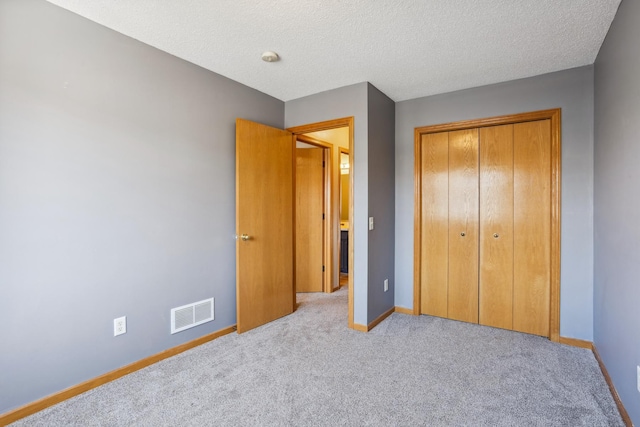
[13,287,623,426]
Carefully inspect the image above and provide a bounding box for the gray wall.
[594,0,640,422]
[395,66,595,340]
[0,0,283,413]
[367,84,395,321]
[284,83,370,325]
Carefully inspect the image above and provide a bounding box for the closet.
[414,110,560,339]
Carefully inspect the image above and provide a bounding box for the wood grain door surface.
[419,119,552,337]
[296,147,324,292]
[447,129,479,324]
[420,131,449,318]
[513,119,551,337]
[479,124,514,330]
[236,119,295,333]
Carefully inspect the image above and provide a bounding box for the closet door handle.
[460,232,466,237]
[493,233,499,238]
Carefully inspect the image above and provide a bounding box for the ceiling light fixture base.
[261,51,280,62]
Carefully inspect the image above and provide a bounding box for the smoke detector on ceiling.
[261,51,280,62]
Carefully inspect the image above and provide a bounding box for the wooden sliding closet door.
[479,125,514,330]
[447,130,479,323]
[513,119,551,336]
[420,130,479,323]
[416,110,559,340]
[420,132,449,318]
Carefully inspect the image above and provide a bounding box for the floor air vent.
[171,297,214,334]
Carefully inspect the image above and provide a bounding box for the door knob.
[235,234,251,241]
[493,233,499,238]
[460,232,466,237]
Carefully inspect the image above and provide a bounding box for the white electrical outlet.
[369,217,374,230]
[637,365,640,393]
[384,279,389,292]
[114,316,126,337]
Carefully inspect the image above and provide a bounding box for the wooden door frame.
[338,147,350,287]
[413,108,561,342]
[287,117,355,328]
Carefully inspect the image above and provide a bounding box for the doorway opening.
[288,118,354,328]
[235,117,354,333]
[294,139,329,293]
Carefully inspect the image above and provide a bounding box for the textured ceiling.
[45,0,620,102]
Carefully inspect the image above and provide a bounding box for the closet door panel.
[513,119,551,336]
[448,129,479,323]
[420,132,449,317]
[479,125,514,330]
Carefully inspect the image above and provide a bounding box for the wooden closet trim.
[413,108,561,342]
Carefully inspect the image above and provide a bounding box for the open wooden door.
[236,119,295,333]
[295,147,324,292]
